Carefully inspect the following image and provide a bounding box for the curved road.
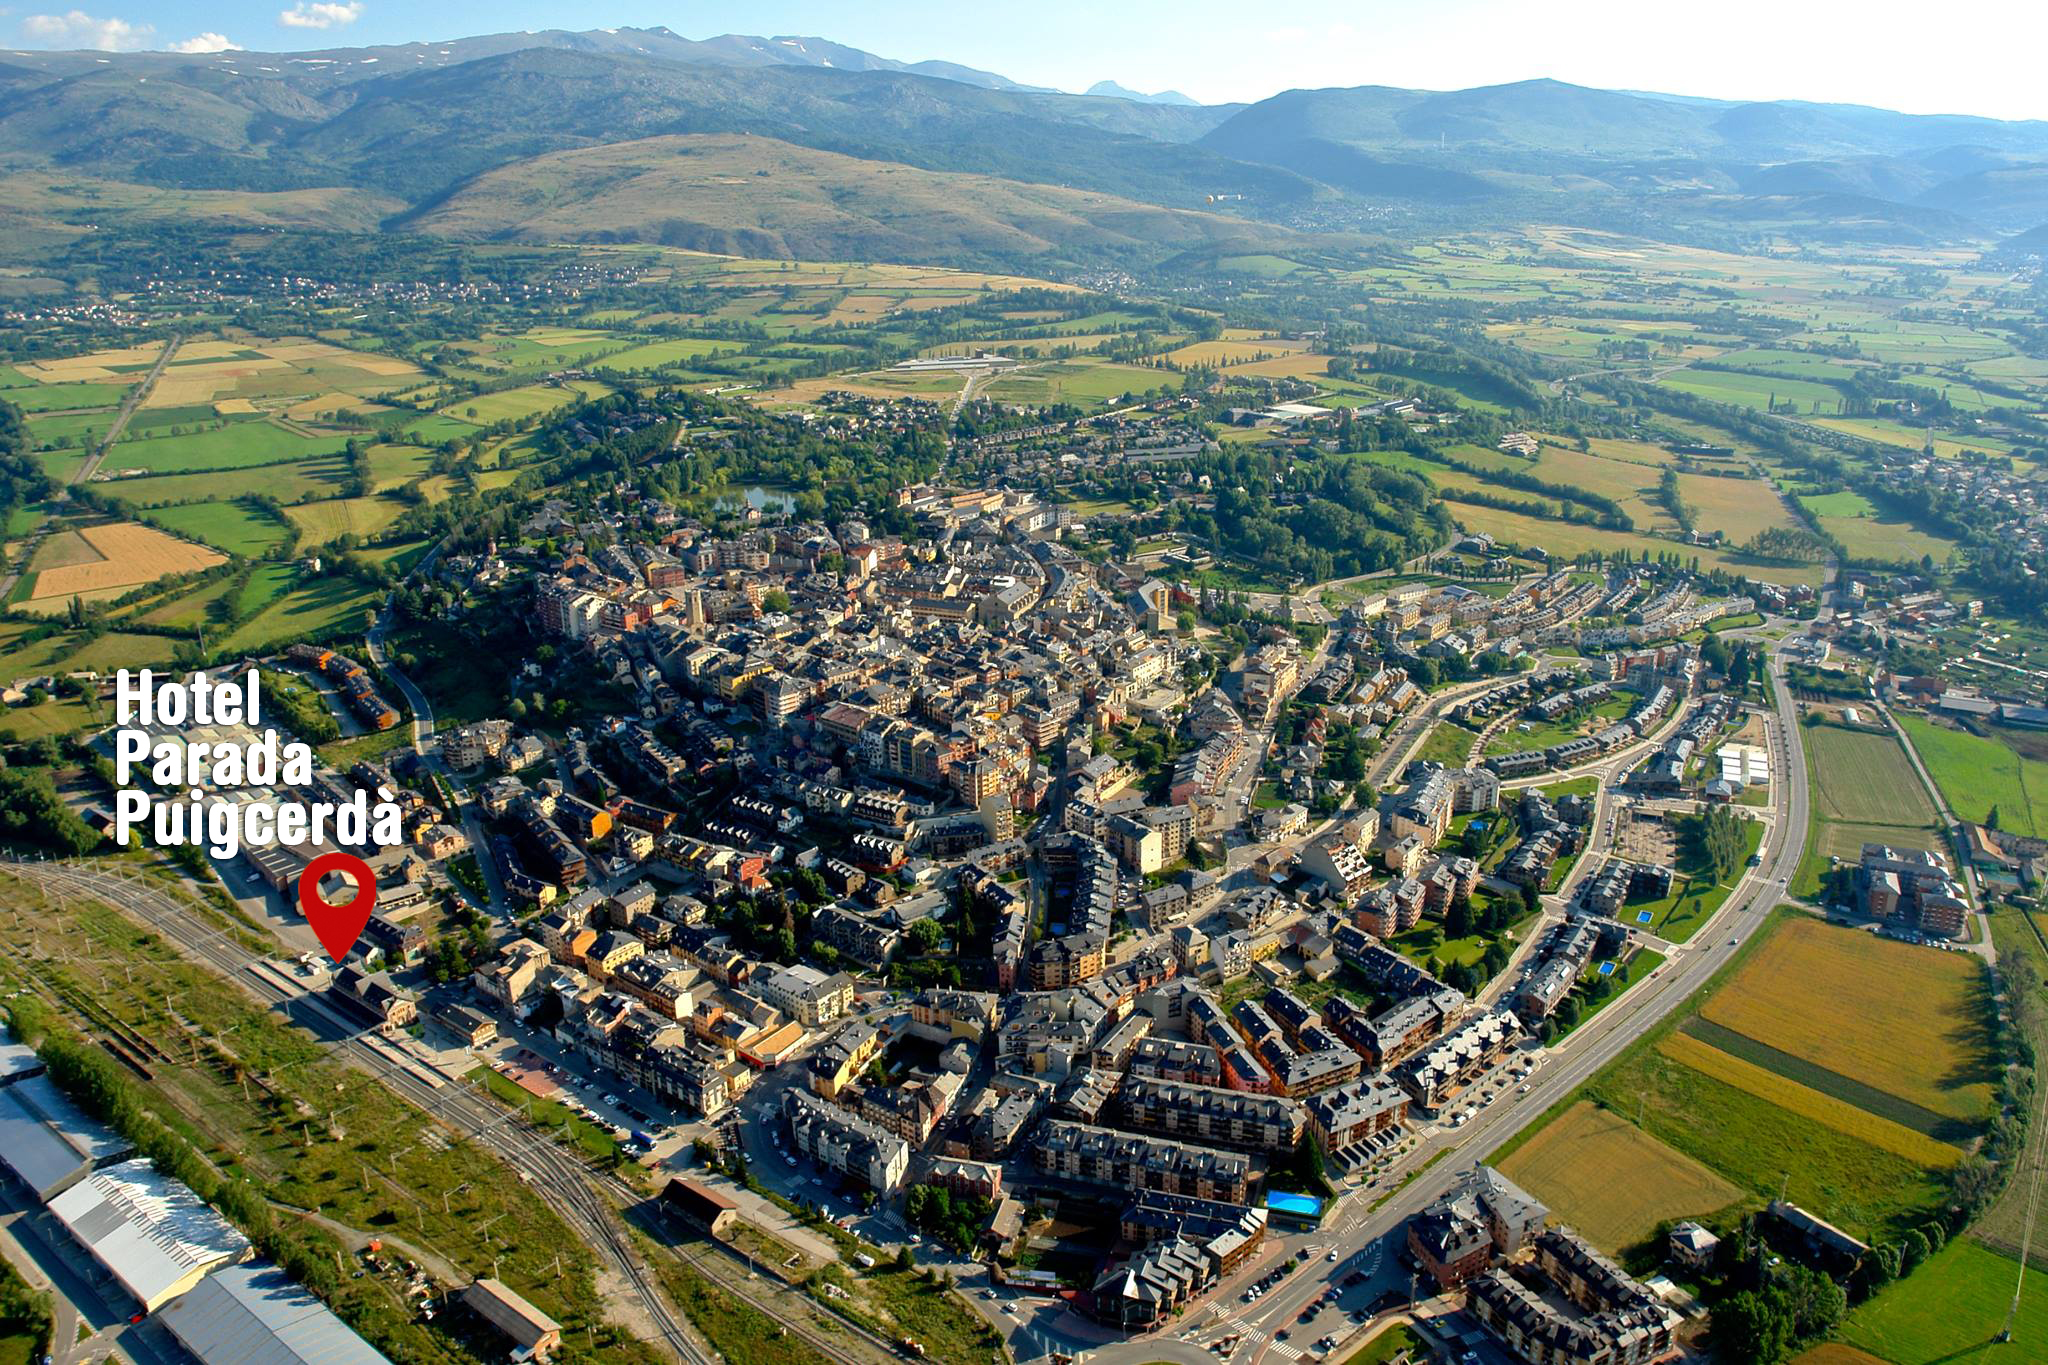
[998,636,1814,1365]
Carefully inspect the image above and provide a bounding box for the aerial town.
[0,12,2044,1365]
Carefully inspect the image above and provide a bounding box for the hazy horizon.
[12,0,2048,123]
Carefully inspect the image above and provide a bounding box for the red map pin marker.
[299,852,377,962]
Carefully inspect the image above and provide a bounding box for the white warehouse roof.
[48,1158,250,1312]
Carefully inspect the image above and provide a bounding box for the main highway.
[9,621,1817,1365]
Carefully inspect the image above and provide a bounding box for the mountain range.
[1,25,2044,273]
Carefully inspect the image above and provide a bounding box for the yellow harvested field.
[1659,1031,1961,1168]
[1227,353,1331,379]
[1701,917,1994,1122]
[213,398,258,415]
[1790,1347,1891,1365]
[820,294,902,324]
[1497,1101,1744,1251]
[1679,471,1800,541]
[176,339,260,361]
[1167,337,1309,367]
[25,521,224,601]
[263,341,418,376]
[20,342,161,381]
[145,361,286,408]
[282,391,382,421]
[140,339,423,408]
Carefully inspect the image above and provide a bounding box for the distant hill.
[1085,81,1200,107]
[1984,221,2048,262]
[404,132,1308,269]
[1197,78,2048,232]
[3,33,2048,266]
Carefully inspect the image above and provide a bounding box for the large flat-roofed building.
[0,1072,135,1200]
[159,1260,391,1365]
[47,1158,251,1313]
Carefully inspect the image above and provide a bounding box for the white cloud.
[20,9,153,50]
[170,32,237,53]
[278,1,362,29]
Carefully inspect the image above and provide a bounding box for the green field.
[1805,723,1939,827]
[1973,911,2048,1266]
[25,410,115,449]
[145,500,291,556]
[439,379,608,426]
[1896,714,2047,839]
[397,413,481,443]
[1794,720,1945,898]
[1841,1239,2046,1365]
[1484,693,1632,757]
[1441,499,1825,586]
[1660,367,1845,414]
[598,338,741,370]
[105,419,347,474]
[284,495,406,543]
[979,360,1166,407]
[218,575,381,653]
[1414,720,1480,767]
[6,380,130,412]
[95,459,350,507]
[231,563,299,619]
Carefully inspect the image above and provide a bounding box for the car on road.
[1326,1250,1339,1262]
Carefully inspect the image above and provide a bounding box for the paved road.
[0,334,183,602]
[74,334,183,486]
[999,636,1815,1365]
[366,558,506,912]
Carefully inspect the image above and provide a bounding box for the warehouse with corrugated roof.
[47,1158,250,1312]
[159,1261,390,1364]
[0,1072,134,1200]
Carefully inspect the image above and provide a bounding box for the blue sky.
[11,1,2048,121]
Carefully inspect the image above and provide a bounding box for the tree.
[1444,896,1474,940]
[1986,804,2002,831]
[1782,1265,1846,1338]
[908,919,945,954]
[1714,1289,1792,1364]
[894,1246,915,1271]
[763,588,793,614]
[1899,1228,1929,1275]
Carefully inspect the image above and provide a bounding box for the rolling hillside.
[1,29,2046,263]
[404,133,1304,268]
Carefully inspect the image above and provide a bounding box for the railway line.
[9,858,722,1365]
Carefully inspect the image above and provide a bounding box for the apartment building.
[1032,1120,1253,1203]
[784,1089,910,1194]
[1116,1076,1307,1154]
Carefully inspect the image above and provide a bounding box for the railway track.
[9,860,722,1364]
[15,859,909,1365]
